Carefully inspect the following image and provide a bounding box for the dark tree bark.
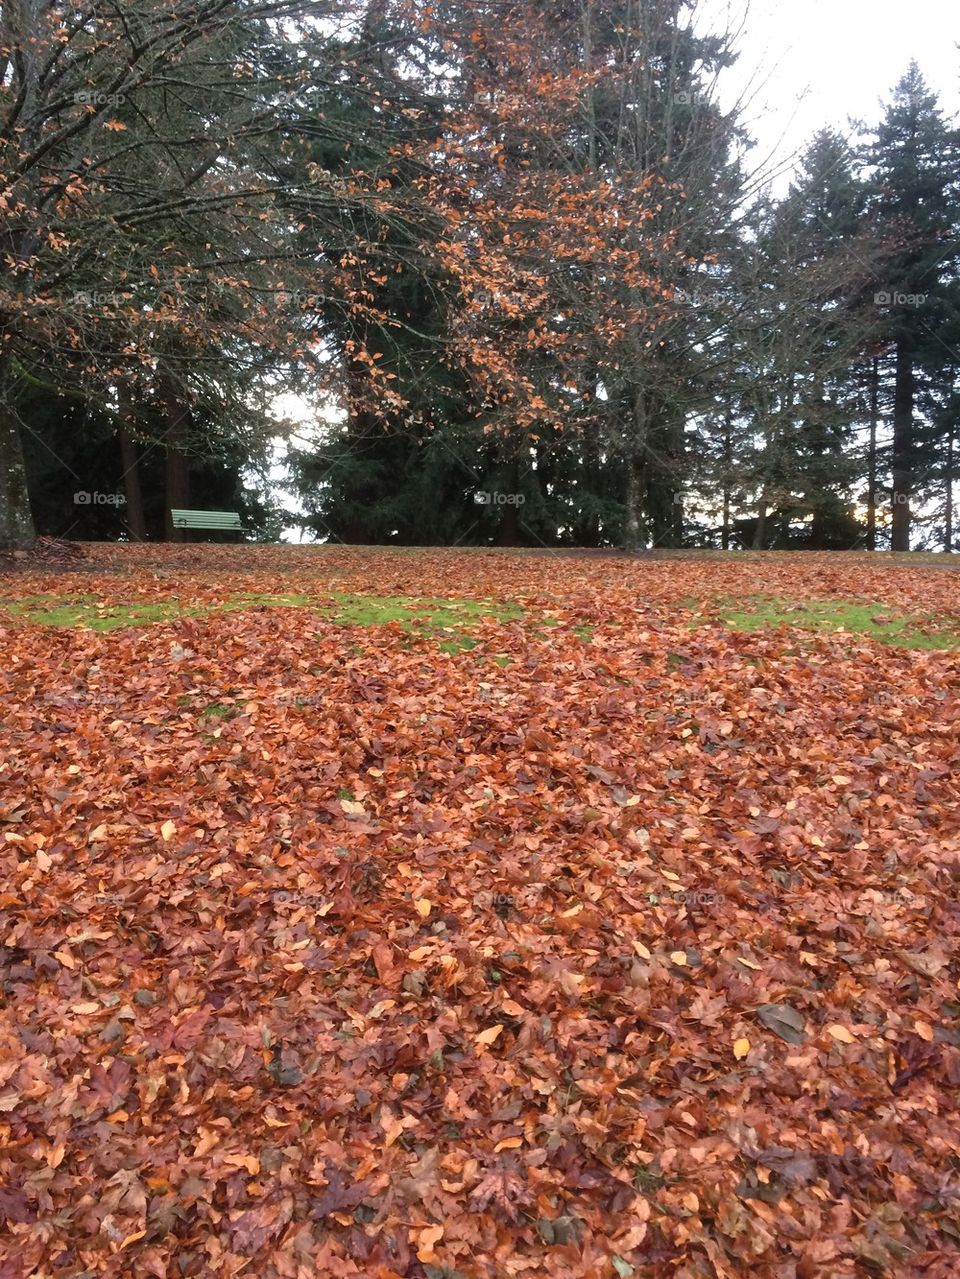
[495,503,520,546]
[753,493,768,550]
[721,407,732,551]
[891,341,914,552]
[159,368,190,542]
[118,427,147,541]
[495,458,522,545]
[867,356,879,552]
[0,356,36,549]
[622,386,646,552]
[946,412,955,554]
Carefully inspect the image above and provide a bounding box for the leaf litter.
[0,545,958,1277]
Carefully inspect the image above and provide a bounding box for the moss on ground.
[0,591,523,652]
[710,596,960,650]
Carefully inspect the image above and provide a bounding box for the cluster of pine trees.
[1,1,958,551]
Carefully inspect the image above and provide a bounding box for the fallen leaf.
[367,999,396,1020]
[416,1223,444,1261]
[757,1003,806,1044]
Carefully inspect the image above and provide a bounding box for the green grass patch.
[199,702,240,722]
[321,594,520,628]
[713,596,960,650]
[228,592,314,609]
[1,590,316,630]
[0,590,523,654]
[2,594,203,631]
[316,594,520,653]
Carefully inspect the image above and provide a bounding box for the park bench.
[170,509,244,539]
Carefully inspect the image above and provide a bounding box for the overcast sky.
[703,0,960,187]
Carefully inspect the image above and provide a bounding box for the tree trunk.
[575,414,602,546]
[495,502,521,546]
[622,386,646,552]
[119,427,147,541]
[721,407,732,551]
[623,457,643,551]
[753,494,768,550]
[0,357,36,549]
[159,368,190,542]
[946,412,955,554]
[495,457,522,546]
[891,342,914,552]
[867,356,879,552]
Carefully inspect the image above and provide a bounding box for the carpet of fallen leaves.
[1,546,959,1279]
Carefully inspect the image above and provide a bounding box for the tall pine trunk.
[159,368,190,542]
[495,457,522,546]
[0,355,36,549]
[119,427,147,541]
[891,342,914,551]
[753,495,768,550]
[721,407,732,551]
[867,356,879,552]
[946,414,955,554]
[622,386,646,552]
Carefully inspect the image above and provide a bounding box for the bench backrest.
[170,509,243,530]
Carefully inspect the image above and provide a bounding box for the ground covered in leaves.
[1,546,958,1279]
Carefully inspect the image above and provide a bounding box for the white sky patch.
[267,390,345,543]
[702,0,960,187]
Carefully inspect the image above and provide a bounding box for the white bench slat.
[171,509,243,530]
